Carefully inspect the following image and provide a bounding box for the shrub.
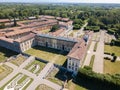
[111,56,117,62]
[104,52,111,55]
[104,57,111,60]
[111,53,115,56]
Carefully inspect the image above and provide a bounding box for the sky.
[0,0,120,3]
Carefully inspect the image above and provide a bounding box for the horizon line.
[0,2,120,4]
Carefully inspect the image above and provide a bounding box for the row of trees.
[77,66,120,90]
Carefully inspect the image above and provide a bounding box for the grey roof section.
[37,34,78,43]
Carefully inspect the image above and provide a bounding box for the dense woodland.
[0,3,120,45]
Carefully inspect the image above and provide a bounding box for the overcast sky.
[0,0,120,3]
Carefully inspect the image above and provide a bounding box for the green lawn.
[0,64,13,81]
[68,81,86,90]
[36,84,54,90]
[25,60,46,75]
[41,29,50,34]
[25,46,67,65]
[104,45,120,56]
[93,42,98,52]
[104,59,120,74]
[46,68,63,86]
[17,75,28,84]
[89,55,95,68]
[0,46,18,62]
[10,55,27,66]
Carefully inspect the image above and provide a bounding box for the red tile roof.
[0,37,13,43]
[67,31,93,60]
[14,33,35,43]
[5,28,31,37]
[0,19,10,23]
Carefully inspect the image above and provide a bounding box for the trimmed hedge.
[85,26,100,32]
[77,66,120,89]
[111,39,120,46]
[104,52,111,55]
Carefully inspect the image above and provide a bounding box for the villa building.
[0,15,91,74]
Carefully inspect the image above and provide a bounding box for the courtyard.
[25,46,68,65]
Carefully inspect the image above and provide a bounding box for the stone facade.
[36,34,77,52]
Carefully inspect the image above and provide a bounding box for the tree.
[0,23,5,29]
[50,25,59,32]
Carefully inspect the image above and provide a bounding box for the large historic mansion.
[0,15,92,74]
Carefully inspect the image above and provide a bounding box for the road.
[83,41,96,67]
[93,31,105,73]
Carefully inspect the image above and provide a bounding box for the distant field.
[104,45,120,56]
[25,46,67,65]
[0,46,18,62]
[104,59,120,74]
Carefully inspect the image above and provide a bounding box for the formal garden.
[25,59,46,75]
[1,73,33,90]
[0,64,13,81]
[9,54,28,66]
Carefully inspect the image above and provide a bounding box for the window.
[69,66,71,69]
[75,68,78,71]
[72,67,74,70]
[72,62,74,66]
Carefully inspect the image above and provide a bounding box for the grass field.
[0,46,18,62]
[0,64,13,81]
[68,81,86,90]
[10,55,27,66]
[36,84,54,90]
[104,59,120,74]
[25,60,46,75]
[104,45,120,56]
[25,46,67,65]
